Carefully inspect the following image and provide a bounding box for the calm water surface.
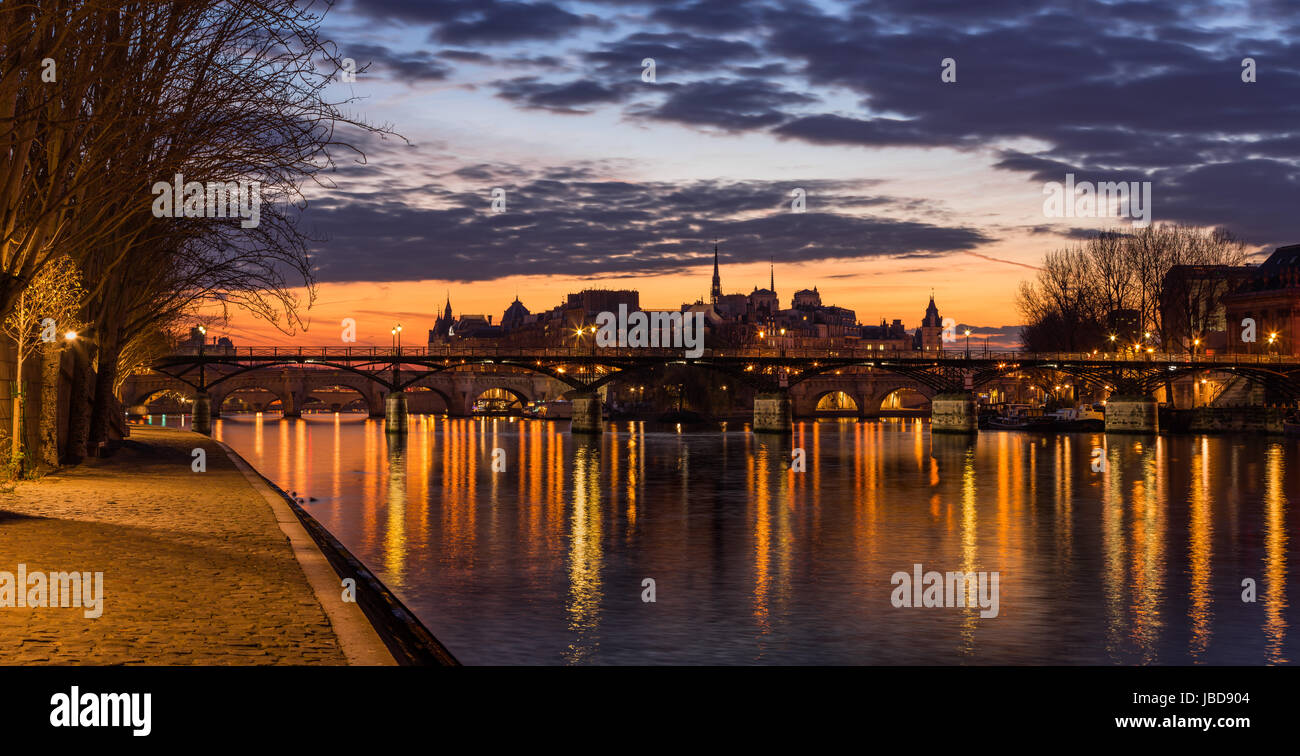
[205,413,1299,665]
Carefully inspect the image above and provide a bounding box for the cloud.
[493,76,631,112]
[632,78,818,131]
[340,44,453,81]
[298,165,993,284]
[332,0,1300,258]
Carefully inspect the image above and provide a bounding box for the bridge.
[125,345,1300,435]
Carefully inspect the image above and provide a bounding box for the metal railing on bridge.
[165,345,1300,365]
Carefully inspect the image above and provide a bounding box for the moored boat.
[988,404,1053,430]
[1050,404,1105,431]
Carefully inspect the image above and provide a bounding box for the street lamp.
[64,331,77,341]
[391,323,403,349]
[964,328,972,358]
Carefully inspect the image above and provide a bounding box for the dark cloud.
[633,78,817,131]
[583,31,764,76]
[438,49,494,63]
[435,2,594,45]
[299,172,992,284]
[342,44,453,81]
[494,76,631,112]
[337,0,1300,250]
[344,0,482,23]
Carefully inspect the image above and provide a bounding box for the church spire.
[710,239,722,305]
[769,257,775,293]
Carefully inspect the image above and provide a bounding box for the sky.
[221,0,1300,348]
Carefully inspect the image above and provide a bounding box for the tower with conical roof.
[922,292,941,328]
[918,291,944,351]
[431,294,455,341]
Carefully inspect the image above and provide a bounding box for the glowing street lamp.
[391,323,403,349]
[64,331,77,341]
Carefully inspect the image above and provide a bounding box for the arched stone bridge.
[122,367,569,419]
[134,344,1300,435]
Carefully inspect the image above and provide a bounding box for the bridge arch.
[877,386,932,412]
[214,385,292,416]
[812,390,859,414]
[300,383,382,414]
[473,386,530,413]
[127,387,190,409]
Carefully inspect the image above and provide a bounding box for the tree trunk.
[64,340,94,464]
[88,335,122,449]
[37,344,62,471]
[10,345,22,465]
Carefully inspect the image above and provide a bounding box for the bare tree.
[1160,227,1250,352]
[1084,230,1134,332]
[1,254,83,469]
[1016,247,1100,351]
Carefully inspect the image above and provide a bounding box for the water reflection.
[213,414,1300,665]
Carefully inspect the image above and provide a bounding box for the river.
[193,412,1299,664]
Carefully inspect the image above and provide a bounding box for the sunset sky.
[223,0,1297,347]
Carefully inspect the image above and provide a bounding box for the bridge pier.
[385,391,409,433]
[1104,394,1158,433]
[753,391,792,434]
[570,393,603,434]
[280,390,300,418]
[193,393,212,435]
[930,392,978,434]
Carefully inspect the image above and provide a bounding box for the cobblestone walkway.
[0,427,347,664]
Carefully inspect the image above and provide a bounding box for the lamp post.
[193,325,212,435]
[964,329,972,359]
[390,323,403,391]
